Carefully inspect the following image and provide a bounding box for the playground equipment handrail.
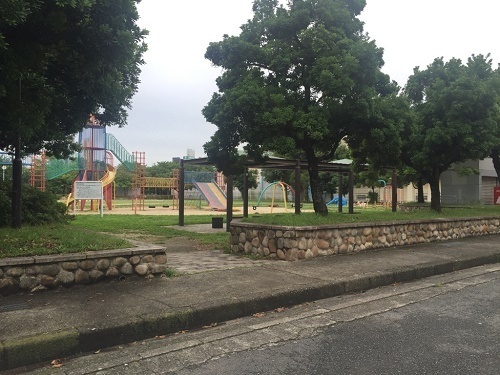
[106,133,135,171]
[46,156,81,180]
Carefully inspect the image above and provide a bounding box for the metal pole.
[226,175,233,232]
[348,169,354,214]
[179,159,185,226]
[338,173,343,213]
[243,168,248,218]
[295,160,301,214]
[392,169,398,212]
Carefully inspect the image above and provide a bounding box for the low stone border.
[0,245,167,296]
[230,217,500,261]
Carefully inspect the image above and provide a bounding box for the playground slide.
[100,165,116,187]
[63,166,116,207]
[327,196,347,206]
[193,181,227,211]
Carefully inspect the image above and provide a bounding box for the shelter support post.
[348,169,354,214]
[392,169,397,213]
[294,160,301,214]
[338,173,343,213]
[243,168,248,218]
[226,175,233,232]
[179,159,185,226]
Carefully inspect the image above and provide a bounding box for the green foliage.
[262,169,293,187]
[233,169,259,192]
[0,184,10,225]
[203,0,399,215]
[367,191,378,204]
[115,164,133,188]
[46,171,77,196]
[146,161,179,177]
[243,205,500,226]
[0,225,130,258]
[404,54,500,211]
[164,268,183,278]
[0,0,147,157]
[0,183,71,227]
[491,146,500,179]
[319,144,352,199]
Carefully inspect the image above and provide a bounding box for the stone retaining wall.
[230,217,500,261]
[0,246,167,296]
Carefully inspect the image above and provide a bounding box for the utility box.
[212,217,223,228]
[494,187,500,205]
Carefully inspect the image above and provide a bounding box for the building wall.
[441,159,499,205]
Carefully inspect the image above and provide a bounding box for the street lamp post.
[1,165,6,181]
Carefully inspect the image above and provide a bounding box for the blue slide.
[327,196,347,206]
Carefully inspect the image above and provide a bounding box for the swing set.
[253,181,295,213]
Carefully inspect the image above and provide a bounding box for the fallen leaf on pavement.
[252,312,266,318]
[51,359,63,368]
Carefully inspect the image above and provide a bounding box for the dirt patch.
[163,236,214,253]
[110,232,211,253]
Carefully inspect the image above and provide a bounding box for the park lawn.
[70,214,229,250]
[1,205,499,259]
[0,225,131,259]
[245,205,500,226]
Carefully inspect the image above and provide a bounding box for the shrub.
[0,183,71,227]
[367,191,378,204]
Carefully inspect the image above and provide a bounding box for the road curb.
[2,253,500,370]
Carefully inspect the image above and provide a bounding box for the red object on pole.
[494,187,500,205]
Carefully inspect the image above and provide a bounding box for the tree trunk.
[11,135,22,228]
[417,177,425,203]
[429,168,441,212]
[307,162,328,215]
[491,147,500,181]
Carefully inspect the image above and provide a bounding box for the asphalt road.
[179,270,500,375]
[9,264,500,375]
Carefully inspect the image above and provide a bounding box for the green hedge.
[0,182,70,227]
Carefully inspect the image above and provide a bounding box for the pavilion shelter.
[179,157,397,231]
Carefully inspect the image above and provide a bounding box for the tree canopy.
[405,55,500,211]
[203,0,401,215]
[0,0,147,157]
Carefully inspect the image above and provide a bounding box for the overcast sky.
[111,0,500,166]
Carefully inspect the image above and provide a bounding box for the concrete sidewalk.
[1,234,500,371]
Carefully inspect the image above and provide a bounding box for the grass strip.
[0,225,131,259]
[1,205,498,259]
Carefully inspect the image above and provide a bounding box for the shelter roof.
[182,156,356,173]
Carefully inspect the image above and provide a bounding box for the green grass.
[1,204,498,259]
[113,198,210,209]
[0,225,130,258]
[243,205,500,226]
[70,214,230,250]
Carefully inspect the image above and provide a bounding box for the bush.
[367,191,378,204]
[0,182,71,227]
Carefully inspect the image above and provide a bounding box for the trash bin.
[212,217,223,229]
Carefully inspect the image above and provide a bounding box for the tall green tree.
[233,168,259,193]
[114,164,133,189]
[405,55,500,212]
[203,0,398,215]
[491,147,500,180]
[146,161,179,177]
[0,0,147,226]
